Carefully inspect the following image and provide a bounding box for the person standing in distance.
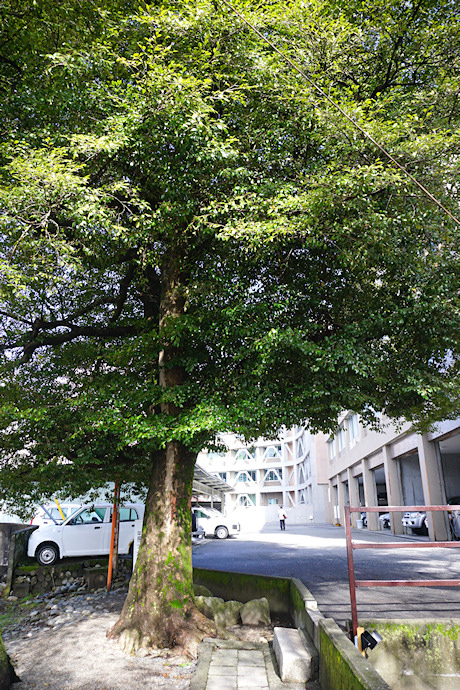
[278,506,286,530]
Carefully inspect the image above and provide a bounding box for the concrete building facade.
[196,427,329,529]
[326,414,460,541]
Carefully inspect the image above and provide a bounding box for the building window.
[328,438,336,460]
[235,448,256,462]
[217,472,227,482]
[337,425,346,452]
[207,451,225,461]
[238,494,256,507]
[296,436,305,457]
[236,470,256,482]
[268,498,278,505]
[264,445,282,459]
[348,414,360,444]
[265,469,283,482]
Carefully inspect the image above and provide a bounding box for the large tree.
[1,0,459,654]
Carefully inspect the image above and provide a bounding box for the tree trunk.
[108,254,216,656]
[108,443,215,656]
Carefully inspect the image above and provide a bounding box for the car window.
[71,508,105,524]
[111,507,139,521]
[194,510,209,519]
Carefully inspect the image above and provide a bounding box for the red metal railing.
[345,505,460,642]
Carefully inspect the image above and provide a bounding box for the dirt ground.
[3,586,282,689]
[5,589,197,690]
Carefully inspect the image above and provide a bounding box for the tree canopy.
[0,0,459,653]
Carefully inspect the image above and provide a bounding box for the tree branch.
[18,324,142,364]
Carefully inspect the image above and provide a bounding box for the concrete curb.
[190,640,213,690]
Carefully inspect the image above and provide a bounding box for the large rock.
[193,584,213,598]
[240,597,271,626]
[195,596,243,627]
[214,600,243,628]
[194,595,224,620]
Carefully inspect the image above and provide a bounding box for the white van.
[27,503,144,566]
[192,506,240,539]
[30,503,81,526]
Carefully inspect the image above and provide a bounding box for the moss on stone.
[193,567,290,615]
[362,620,460,687]
[0,632,16,690]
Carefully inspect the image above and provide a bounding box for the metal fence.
[345,504,460,642]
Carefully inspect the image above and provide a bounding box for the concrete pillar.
[328,481,336,525]
[362,458,379,531]
[347,468,360,527]
[337,476,346,526]
[383,445,404,535]
[418,435,449,541]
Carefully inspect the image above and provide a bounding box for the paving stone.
[237,652,265,666]
[209,664,238,676]
[238,650,264,663]
[206,676,241,690]
[237,673,269,688]
[212,649,238,663]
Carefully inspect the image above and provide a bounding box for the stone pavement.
[190,638,321,690]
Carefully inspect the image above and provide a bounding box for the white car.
[28,503,144,566]
[192,506,240,539]
[31,504,81,526]
[378,513,390,529]
[402,511,428,535]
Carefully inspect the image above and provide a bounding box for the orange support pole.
[107,482,121,592]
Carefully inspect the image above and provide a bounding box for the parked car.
[27,503,144,565]
[192,506,240,539]
[402,511,428,535]
[31,503,81,526]
[378,513,390,529]
[447,496,460,539]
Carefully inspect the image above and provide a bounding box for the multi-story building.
[326,413,460,541]
[196,427,329,528]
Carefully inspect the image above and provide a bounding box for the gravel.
[3,582,196,689]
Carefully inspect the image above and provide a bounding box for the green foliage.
[0,0,459,511]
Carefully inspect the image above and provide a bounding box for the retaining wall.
[363,619,460,689]
[193,568,391,690]
[0,524,26,580]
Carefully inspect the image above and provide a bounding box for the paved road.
[192,523,460,626]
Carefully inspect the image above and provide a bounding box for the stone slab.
[273,627,313,683]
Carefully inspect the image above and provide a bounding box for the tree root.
[108,605,216,659]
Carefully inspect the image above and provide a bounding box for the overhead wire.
[218,0,460,228]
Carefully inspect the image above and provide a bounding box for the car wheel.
[215,526,229,539]
[36,543,59,566]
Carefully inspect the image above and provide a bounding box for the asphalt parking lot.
[192,523,460,625]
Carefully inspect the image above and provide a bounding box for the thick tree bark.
[108,254,216,656]
[108,443,215,656]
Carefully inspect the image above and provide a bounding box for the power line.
[219,0,460,228]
